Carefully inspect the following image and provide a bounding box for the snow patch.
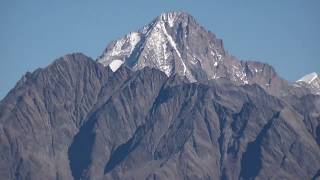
[128,32,141,53]
[109,60,124,72]
[160,23,182,58]
[191,57,198,65]
[210,51,215,57]
[297,72,318,84]
[143,22,173,76]
[217,54,222,61]
[231,64,249,85]
[98,32,141,66]
[160,22,187,74]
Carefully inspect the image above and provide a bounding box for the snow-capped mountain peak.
[297,72,318,84]
[97,11,288,95]
[98,11,226,81]
[295,72,320,95]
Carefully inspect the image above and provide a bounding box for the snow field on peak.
[159,22,187,75]
[99,32,141,66]
[144,22,172,76]
[297,72,318,84]
[109,60,124,72]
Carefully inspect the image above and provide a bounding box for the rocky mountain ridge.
[97,11,290,96]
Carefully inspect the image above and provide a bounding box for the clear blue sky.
[1,0,320,99]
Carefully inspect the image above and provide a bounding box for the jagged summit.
[155,11,200,29]
[97,12,288,95]
[158,11,190,25]
[296,72,320,95]
[97,11,225,81]
[297,72,318,83]
[158,11,183,25]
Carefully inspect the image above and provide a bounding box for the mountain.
[0,12,320,180]
[295,72,320,95]
[97,11,289,96]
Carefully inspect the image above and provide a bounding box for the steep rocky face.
[68,66,168,180]
[1,53,319,180]
[288,94,320,146]
[0,53,123,179]
[98,79,320,180]
[97,11,289,96]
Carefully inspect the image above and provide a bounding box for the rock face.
[97,12,289,96]
[0,12,320,180]
[0,53,112,179]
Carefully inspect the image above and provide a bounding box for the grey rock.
[0,53,111,179]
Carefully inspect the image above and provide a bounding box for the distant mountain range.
[0,11,319,180]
